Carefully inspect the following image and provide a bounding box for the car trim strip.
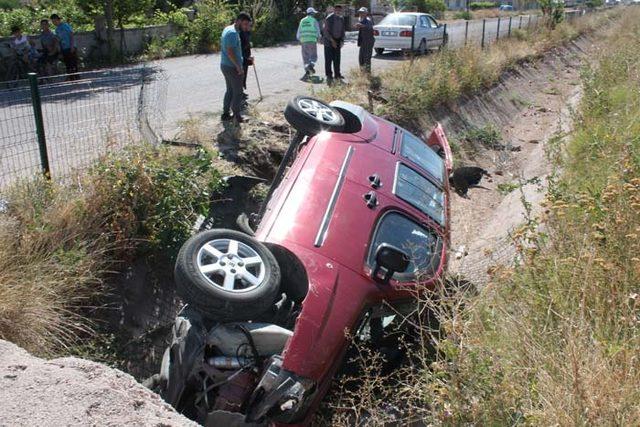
[314,146,355,247]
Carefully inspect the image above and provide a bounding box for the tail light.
[373,29,379,36]
[399,30,413,37]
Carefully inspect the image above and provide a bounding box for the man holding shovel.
[296,7,321,81]
[220,12,252,124]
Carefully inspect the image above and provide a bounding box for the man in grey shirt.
[322,5,345,84]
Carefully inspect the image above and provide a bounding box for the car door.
[427,16,443,47]
[418,15,431,49]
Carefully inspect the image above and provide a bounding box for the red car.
[157,96,453,425]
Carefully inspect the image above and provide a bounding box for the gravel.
[0,340,196,427]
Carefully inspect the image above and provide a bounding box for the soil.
[0,339,196,426]
[437,40,592,285]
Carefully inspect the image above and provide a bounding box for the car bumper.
[374,36,414,50]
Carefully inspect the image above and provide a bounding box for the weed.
[0,144,223,355]
[463,124,502,148]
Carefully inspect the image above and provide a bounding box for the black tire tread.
[284,96,345,135]
[175,229,281,322]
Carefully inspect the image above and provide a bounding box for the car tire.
[418,39,427,55]
[375,48,384,56]
[284,96,345,135]
[175,229,281,321]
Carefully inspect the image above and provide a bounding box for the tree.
[78,0,154,58]
[539,0,564,27]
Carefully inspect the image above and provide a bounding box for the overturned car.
[157,97,453,425]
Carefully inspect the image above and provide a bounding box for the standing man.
[356,7,375,73]
[50,14,78,79]
[220,12,252,124]
[323,4,345,84]
[296,7,320,81]
[239,19,253,100]
[39,19,60,76]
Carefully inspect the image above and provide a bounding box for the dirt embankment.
[0,340,196,427]
[430,36,597,284]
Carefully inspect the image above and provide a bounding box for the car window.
[400,131,445,183]
[394,163,445,225]
[428,16,439,28]
[379,13,417,26]
[368,212,442,281]
[420,16,429,28]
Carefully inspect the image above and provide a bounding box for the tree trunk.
[105,0,116,61]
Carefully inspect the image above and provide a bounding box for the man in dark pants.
[356,7,375,72]
[239,20,253,99]
[51,14,78,80]
[323,5,345,84]
[220,12,252,124]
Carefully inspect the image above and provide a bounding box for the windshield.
[378,13,417,26]
[394,164,445,225]
[368,212,442,281]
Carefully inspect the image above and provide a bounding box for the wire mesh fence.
[0,66,167,188]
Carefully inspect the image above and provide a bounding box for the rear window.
[394,163,445,225]
[400,131,445,183]
[379,13,417,26]
[367,212,442,281]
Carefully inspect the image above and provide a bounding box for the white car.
[374,12,448,55]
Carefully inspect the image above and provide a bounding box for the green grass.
[0,145,222,356]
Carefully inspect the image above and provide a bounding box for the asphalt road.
[157,14,540,133]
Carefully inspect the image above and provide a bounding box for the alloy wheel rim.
[196,238,265,292]
[298,98,337,124]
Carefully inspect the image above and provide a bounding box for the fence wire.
[0,66,167,187]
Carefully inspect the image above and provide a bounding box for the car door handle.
[363,191,378,208]
[368,173,381,189]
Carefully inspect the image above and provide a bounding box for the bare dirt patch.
[444,42,588,284]
[0,340,196,427]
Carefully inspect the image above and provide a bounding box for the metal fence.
[0,66,167,187]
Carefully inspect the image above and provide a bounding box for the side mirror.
[372,243,410,284]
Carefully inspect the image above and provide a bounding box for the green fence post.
[28,73,50,179]
[508,16,512,37]
[481,19,486,48]
[464,20,469,45]
[496,17,501,41]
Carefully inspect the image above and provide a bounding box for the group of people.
[219,7,376,124]
[297,5,375,82]
[8,14,78,78]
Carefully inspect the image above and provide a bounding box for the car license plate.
[382,31,397,36]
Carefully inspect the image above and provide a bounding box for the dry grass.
[319,8,619,132]
[0,145,222,356]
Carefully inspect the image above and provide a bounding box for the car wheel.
[175,229,281,321]
[418,39,427,55]
[375,48,385,56]
[284,96,345,135]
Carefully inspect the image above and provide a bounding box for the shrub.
[469,1,496,10]
[0,144,223,355]
[413,0,447,14]
[454,10,473,20]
